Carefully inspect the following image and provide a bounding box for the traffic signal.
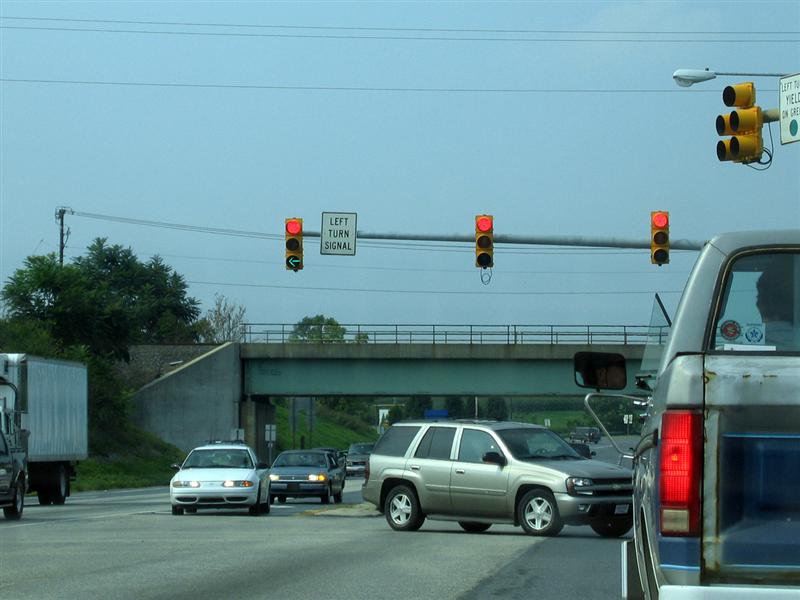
[651,211,669,265]
[285,218,303,271]
[475,215,494,268]
[716,82,763,163]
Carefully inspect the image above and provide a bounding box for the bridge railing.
[240,324,668,345]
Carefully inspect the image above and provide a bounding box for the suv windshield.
[497,428,582,460]
[272,452,328,468]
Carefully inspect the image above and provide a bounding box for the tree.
[289,315,347,343]
[404,396,432,419]
[387,404,404,425]
[445,397,466,419]
[199,294,247,343]
[486,397,509,420]
[2,240,202,361]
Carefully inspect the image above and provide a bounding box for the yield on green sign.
[779,73,800,145]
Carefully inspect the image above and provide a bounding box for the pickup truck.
[576,230,800,599]
[0,428,26,520]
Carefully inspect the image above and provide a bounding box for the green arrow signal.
[286,255,302,270]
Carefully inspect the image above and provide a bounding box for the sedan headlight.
[172,480,201,488]
[566,477,594,496]
[222,480,254,488]
[308,474,327,482]
[269,474,281,481]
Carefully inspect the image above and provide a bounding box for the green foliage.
[1,239,205,454]
[74,428,184,491]
[271,400,377,453]
[289,315,347,343]
[486,397,509,420]
[444,397,466,419]
[387,404,404,424]
[404,396,432,419]
[2,240,201,361]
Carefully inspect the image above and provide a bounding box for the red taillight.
[659,410,703,536]
[364,458,370,483]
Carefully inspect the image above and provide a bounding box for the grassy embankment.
[73,405,377,491]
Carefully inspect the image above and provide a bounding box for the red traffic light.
[286,219,302,235]
[651,212,669,229]
[476,216,493,232]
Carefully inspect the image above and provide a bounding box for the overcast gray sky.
[1,1,798,330]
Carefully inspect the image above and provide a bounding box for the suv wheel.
[384,485,425,532]
[517,489,563,536]
[458,521,491,533]
[590,516,632,538]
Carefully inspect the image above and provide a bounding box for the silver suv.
[362,420,633,537]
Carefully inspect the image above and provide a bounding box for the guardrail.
[240,324,668,345]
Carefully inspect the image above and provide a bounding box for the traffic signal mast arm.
[292,228,705,251]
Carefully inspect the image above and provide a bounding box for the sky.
[1,1,798,333]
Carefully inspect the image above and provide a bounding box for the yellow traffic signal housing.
[285,217,303,271]
[475,215,494,268]
[716,82,763,164]
[651,211,669,265]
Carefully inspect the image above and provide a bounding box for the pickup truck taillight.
[659,410,703,536]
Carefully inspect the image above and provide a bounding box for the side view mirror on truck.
[573,351,627,390]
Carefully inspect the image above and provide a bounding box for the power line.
[3,16,796,35]
[0,78,719,94]
[188,279,684,296]
[2,23,797,43]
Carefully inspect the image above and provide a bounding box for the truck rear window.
[712,252,800,352]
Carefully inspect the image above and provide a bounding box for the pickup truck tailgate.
[703,354,800,585]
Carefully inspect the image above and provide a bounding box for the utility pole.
[55,207,72,266]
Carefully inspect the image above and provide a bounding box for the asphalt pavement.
[1,443,635,600]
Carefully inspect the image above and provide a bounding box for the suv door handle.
[455,469,465,474]
[409,465,420,471]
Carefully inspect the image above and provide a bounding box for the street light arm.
[673,68,790,87]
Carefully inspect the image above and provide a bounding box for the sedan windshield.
[497,429,582,460]
[182,449,253,469]
[273,452,328,468]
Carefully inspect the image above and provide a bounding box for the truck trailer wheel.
[51,465,69,505]
[37,490,53,505]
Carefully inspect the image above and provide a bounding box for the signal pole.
[55,207,72,266]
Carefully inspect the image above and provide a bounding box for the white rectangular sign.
[321,212,357,255]
[779,73,800,145]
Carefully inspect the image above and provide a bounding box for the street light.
[672,68,788,87]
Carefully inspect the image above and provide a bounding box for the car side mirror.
[574,351,627,390]
[171,463,182,470]
[483,451,507,467]
[257,462,269,469]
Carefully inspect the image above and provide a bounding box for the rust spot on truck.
[703,370,717,384]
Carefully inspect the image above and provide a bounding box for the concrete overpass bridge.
[133,324,655,455]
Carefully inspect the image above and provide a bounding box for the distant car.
[0,429,26,520]
[314,447,347,466]
[170,441,271,516]
[269,450,345,504]
[569,427,601,444]
[345,443,374,477]
[567,442,595,459]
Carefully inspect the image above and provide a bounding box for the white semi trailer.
[0,354,88,505]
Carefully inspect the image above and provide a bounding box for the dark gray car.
[363,420,632,537]
[345,443,374,478]
[269,450,345,504]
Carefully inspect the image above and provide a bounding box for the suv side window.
[0,433,7,455]
[415,427,456,460]
[458,429,502,464]
[373,426,421,457]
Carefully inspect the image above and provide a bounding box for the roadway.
[1,439,634,600]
